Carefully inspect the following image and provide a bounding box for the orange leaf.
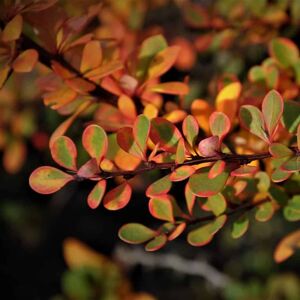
[2,14,23,42]
[103,182,132,210]
[12,49,39,73]
[149,82,189,95]
[80,40,102,73]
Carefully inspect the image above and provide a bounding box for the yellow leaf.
[118,94,137,120]
[191,99,213,134]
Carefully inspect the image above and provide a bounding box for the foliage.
[0,0,300,264]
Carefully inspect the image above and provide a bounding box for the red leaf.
[103,182,132,210]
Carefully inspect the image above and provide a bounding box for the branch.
[96,147,299,180]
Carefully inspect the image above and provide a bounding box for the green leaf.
[29,166,73,194]
[231,165,258,177]
[175,138,186,164]
[187,215,227,246]
[133,114,150,157]
[118,223,156,244]
[82,124,108,164]
[262,90,283,140]
[150,117,182,153]
[146,175,172,198]
[281,157,300,172]
[148,196,174,222]
[239,105,269,143]
[182,115,199,147]
[209,112,231,141]
[170,165,195,182]
[185,182,196,215]
[189,167,229,197]
[231,214,249,239]
[297,124,300,151]
[145,233,167,251]
[103,182,132,211]
[208,160,226,179]
[255,201,274,222]
[282,100,300,133]
[283,196,300,222]
[255,171,270,193]
[50,136,77,171]
[271,167,291,183]
[87,180,106,209]
[269,143,293,158]
[205,193,227,216]
[269,38,299,68]
[136,34,168,80]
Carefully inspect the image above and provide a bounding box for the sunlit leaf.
[182,115,199,147]
[209,112,231,142]
[191,99,213,134]
[147,46,180,80]
[239,105,269,143]
[189,167,229,197]
[50,136,77,171]
[231,214,249,239]
[103,182,132,210]
[118,223,156,244]
[170,165,195,182]
[205,193,227,216]
[269,38,299,68]
[2,14,23,42]
[133,114,150,157]
[255,201,274,222]
[149,196,174,222]
[87,180,106,209]
[145,233,167,251]
[82,124,108,164]
[262,90,283,140]
[208,160,226,179]
[12,49,39,73]
[187,215,227,246]
[146,175,172,198]
[136,34,168,80]
[29,166,73,194]
[168,222,186,241]
[150,117,182,153]
[118,94,137,120]
[274,230,300,263]
[80,40,102,73]
[149,82,189,95]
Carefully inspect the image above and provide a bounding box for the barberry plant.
[1,0,300,263]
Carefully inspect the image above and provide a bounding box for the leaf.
[150,117,182,153]
[205,193,227,216]
[231,165,258,177]
[185,182,196,215]
[2,14,23,42]
[198,136,219,157]
[281,157,300,172]
[191,99,213,134]
[168,222,186,241]
[3,138,26,174]
[85,60,123,81]
[187,215,227,246]
[29,166,73,194]
[147,46,180,80]
[231,214,249,239]
[50,136,77,171]
[208,160,226,179]
[255,201,274,222]
[262,90,283,140]
[175,138,186,164]
[282,100,300,133]
[118,223,156,244]
[146,175,172,198]
[271,167,291,183]
[77,158,99,179]
[103,182,132,210]
[170,165,195,182]
[87,180,106,209]
[269,38,299,68]
[269,143,293,158]
[136,34,168,80]
[239,105,269,143]
[189,167,229,197]
[117,127,144,159]
[297,124,300,151]
[145,234,167,252]
[215,82,241,120]
[0,65,10,89]
[80,40,102,73]
[148,196,174,222]
[82,124,108,164]
[118,94,137,120]
[133,114,150,157]
[182,115,199,147]
[255,171,271,193]
[149,82,189,95]
[209,112,231,142]
[274,230,300,263]
[12,49,39,73]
